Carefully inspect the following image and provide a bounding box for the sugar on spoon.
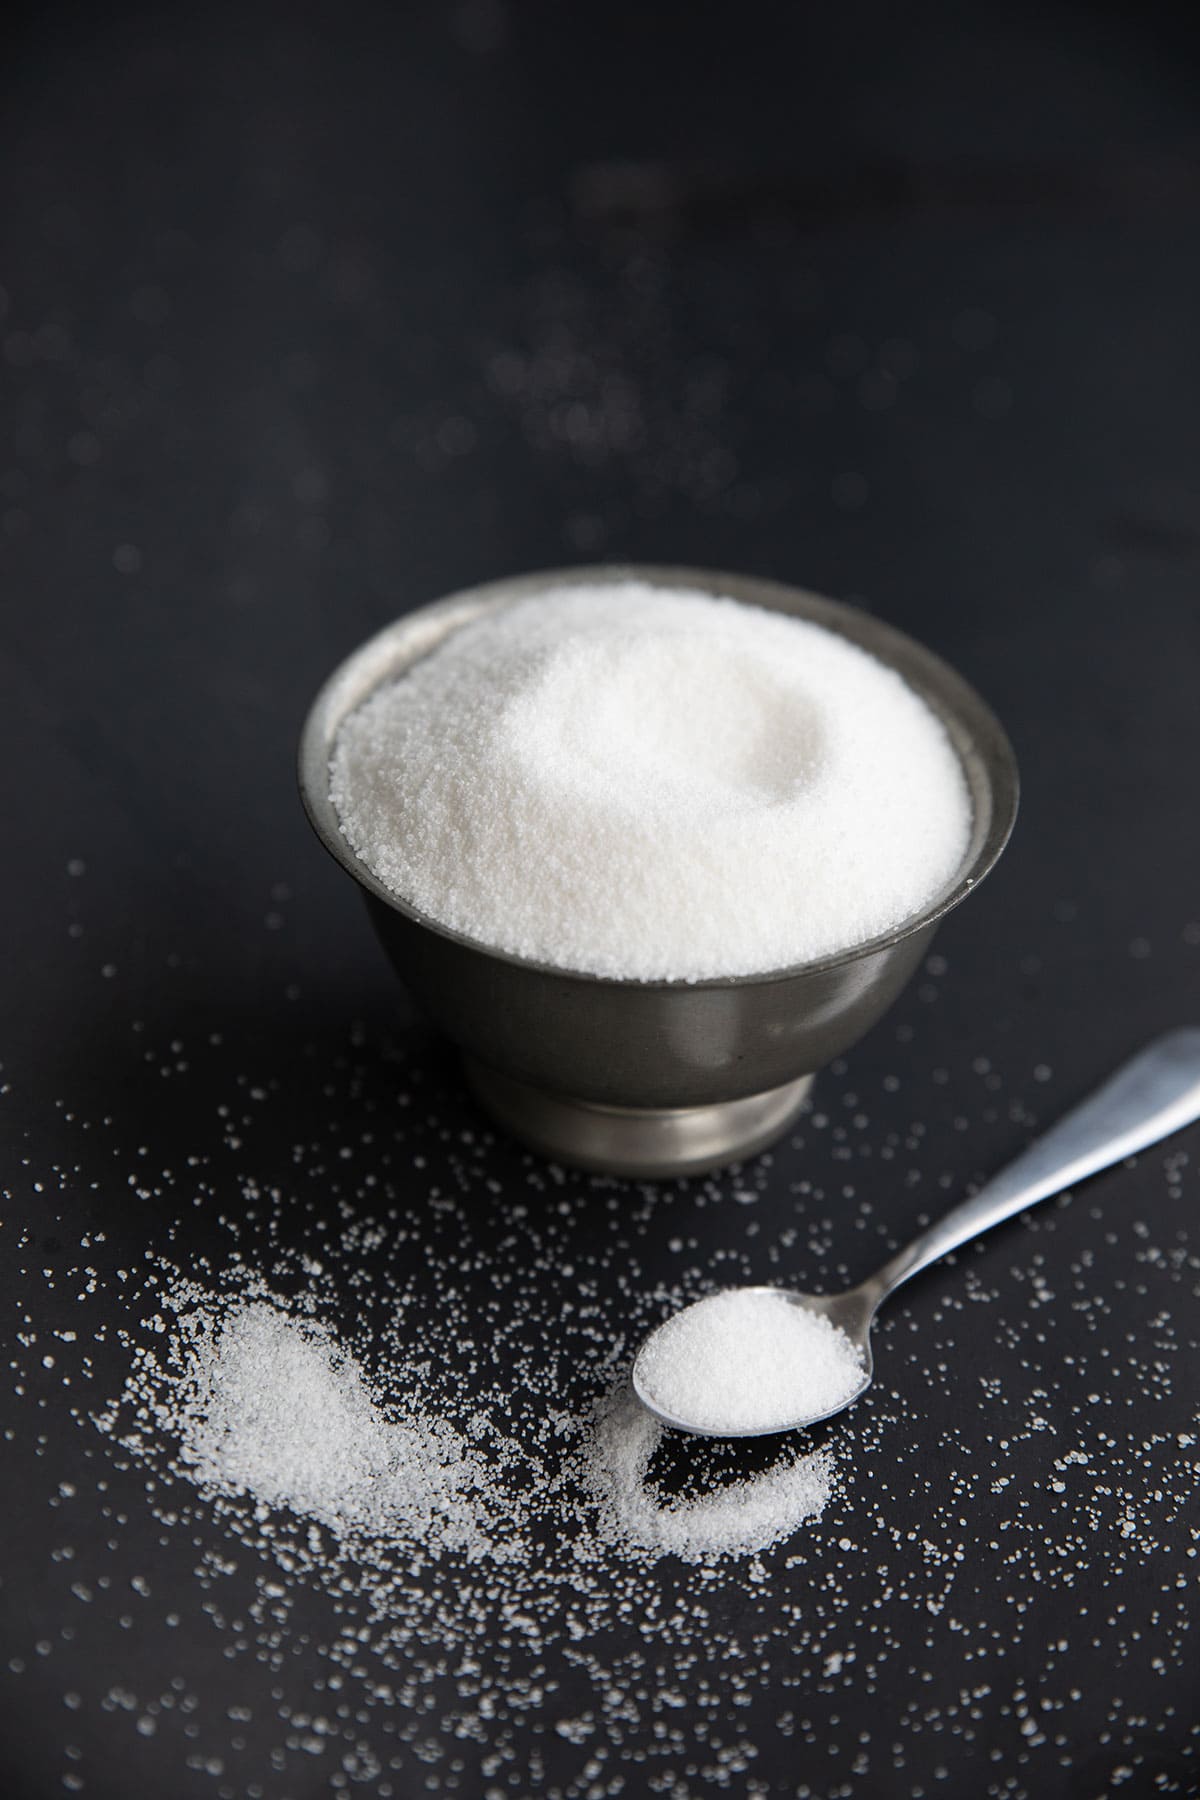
[632,1029,1200,1438]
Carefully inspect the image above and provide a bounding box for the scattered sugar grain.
[11,1013,1200,1795]
[330,582,973,979]
[636,1289,866,1434]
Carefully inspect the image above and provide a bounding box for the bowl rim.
[298,563,1020,991]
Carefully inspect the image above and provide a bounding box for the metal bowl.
[299,565,1018,1177]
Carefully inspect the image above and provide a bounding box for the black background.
[2,2,1199,1796]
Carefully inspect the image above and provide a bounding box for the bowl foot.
[462,1058,813,1179]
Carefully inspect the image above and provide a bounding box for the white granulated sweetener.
[636,1289,867,1434]
[330,582,973,979]
[586,1387,835,1558]
[100,1271,833,1575]
[23,1006,1195,1795]
[161,1299,494,1556]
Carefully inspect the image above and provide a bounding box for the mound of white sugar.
[586,1388,834,1560]
[635,1289,866,1435]
[129,1295,494,1557]
[330,582,973,980]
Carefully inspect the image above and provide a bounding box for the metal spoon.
[632,1029,1200,1437]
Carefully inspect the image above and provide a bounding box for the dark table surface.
[3,3,1199,1797]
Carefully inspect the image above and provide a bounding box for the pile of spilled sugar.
[589,1388,834,1558]
[120,1293,498,1558]
[330,581,973,980]
[635,1288,866,1434]
[12,1000,1199,1797]
[100,1270,835,1581]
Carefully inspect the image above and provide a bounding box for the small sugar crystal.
[636,1289,867,1434]
[330,582,973,980]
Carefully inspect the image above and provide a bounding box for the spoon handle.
[869,1028,1200,1302]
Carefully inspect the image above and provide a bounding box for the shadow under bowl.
[298,565,1018,1178]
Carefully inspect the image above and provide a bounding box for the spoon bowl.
[632,1031,1200,1437]
[632,1284,877,1437]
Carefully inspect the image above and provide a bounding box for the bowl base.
[462,1058,813,1178]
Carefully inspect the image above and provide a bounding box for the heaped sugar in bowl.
[299,568,1017,1176]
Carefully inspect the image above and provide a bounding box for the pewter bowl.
[298,565,1018,1178]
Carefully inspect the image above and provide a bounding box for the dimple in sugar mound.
[330,582,973,981]
[636,1289,866,1435]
